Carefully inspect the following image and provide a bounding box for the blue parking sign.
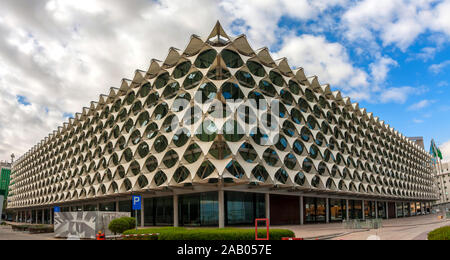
[132,195,141,210]
[54,206,61,213]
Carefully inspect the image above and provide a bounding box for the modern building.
[435,162,450,209]
[408,137,425,150]
[8,22,438,227]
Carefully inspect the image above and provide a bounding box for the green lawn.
[428,226,450,240]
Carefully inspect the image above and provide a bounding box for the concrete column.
[300,196,304,225]
[384,202,387,218]
[265,193,270,222]
[173,194,179,228]
[326,198,330,223]
[362,200,365,220]
[141,198,145,228]
[346,200,349,221]
[394,203,397,218]
[218,190,225,228]
[42,209,45,224]
[375,201,379,219]
[115,200,119,212]
[50,209,53,224]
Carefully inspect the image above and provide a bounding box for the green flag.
[430,139,443,160]
[437,147,443,160]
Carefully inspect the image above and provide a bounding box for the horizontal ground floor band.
[10,188,434,227]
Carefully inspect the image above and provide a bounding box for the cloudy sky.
[1,0,450,162]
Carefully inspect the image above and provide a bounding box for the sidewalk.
[273,214,450,240]
[0,225,56,240]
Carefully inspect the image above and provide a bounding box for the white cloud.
[438,81,449,87]
[369,56,398,86]
[416,47,437,61]
[413,119,424,124]
[407,99,435,111]
[429,60,450,74]
[342,0,450,51]
[275,35,417,104]
[219,0,347,47]
[379,87,415,104]
[274,34,369,92]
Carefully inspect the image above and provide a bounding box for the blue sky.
[1,0,450,160]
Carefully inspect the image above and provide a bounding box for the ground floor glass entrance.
[304,197,326,223]
[225,192,265,226]
[144,196,173,226]
[329,199,346,222]
[178,192,219,226]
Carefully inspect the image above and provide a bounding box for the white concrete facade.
[7,23,438,224]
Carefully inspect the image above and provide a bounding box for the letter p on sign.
[132,195,141,210]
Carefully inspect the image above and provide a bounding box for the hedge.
[122,227,295,240]
[11,224,54,233]
[428,226,450,240]
[28,225,54,234]
[108,217,136,234]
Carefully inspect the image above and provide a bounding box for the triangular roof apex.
[332,91,342,100]
[206,21,231,44]
[183,34,205,57]
[256,48,276,66]
[276,58,294,76]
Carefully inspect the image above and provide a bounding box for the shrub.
[28,225,54,234]
[108,217,137,234]
[123,227,294,241]
[12,224,30,231]
[428,226,450,240]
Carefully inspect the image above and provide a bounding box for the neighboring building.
[408,137,425,150]
[435,162,450,208]
[8,23,437,226]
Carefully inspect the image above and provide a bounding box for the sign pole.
[132,195,141,232]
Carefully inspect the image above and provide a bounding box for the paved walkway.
[1,214,448,240]
[0,225,56,240]
[274,214,449,240]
